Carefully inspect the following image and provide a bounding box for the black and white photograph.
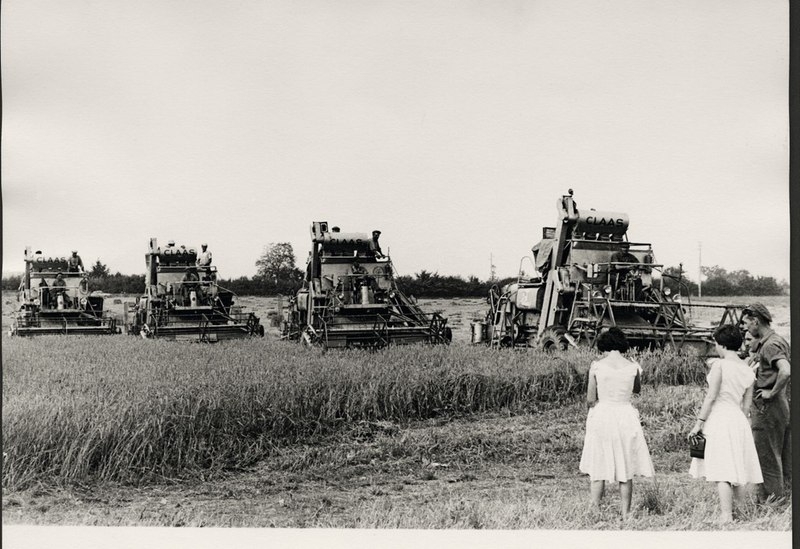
[2,0,792,547]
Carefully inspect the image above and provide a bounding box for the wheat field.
[1,294,791,529]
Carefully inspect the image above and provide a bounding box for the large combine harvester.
[472,190,741,353]
[125,238,264,341]
[281,222,452,348]
[11,247,119,336]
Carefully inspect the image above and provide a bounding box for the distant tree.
[96,273,145,294]
[395,271,493,298]
[254,243,303,293]
[89,259,110,278]
[413,270,434,294]
[697,265,785,296]
[2,276,22,292]
[749,276,784,296]
[700,265,728,280]
[660,266,698,296]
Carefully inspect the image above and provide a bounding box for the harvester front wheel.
[539,327,569,352]
[301,328,320,348]
[442,326,453,343]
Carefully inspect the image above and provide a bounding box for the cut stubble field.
[0,294,791,530]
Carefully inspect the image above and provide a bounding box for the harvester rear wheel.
[539,327,569,352]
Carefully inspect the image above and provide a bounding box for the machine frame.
[281,222,451,349]
[125,238,264,341]
[11,247,119,336]
[472,190,741,353]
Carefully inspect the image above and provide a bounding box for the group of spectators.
[580,303,790,524]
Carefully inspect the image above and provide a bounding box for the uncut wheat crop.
[2,336,705,489]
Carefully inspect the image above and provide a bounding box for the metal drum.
[471,321,487,344]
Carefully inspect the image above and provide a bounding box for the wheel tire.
[539,327,569,352]
[499,335,515,348]
[442,326,453,343]
[301,329,316,348]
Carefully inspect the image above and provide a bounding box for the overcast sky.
[2,0,789,283]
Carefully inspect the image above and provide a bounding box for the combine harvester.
[281,222,452,348]
[11,247,119,336]
[471,190,741,353]
[125,238,264,341]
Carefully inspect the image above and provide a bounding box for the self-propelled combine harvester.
[281,222,452,348]
[11,247,119,336]
[471,190,741,353]
[125,239,264,341]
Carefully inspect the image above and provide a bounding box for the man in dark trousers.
[371,230,384,257]
[742,303,791,502]
[38,277,50,309]
[67,250,85,272]
[609,242,640,299]
[51,271,69,308]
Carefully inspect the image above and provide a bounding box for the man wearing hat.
[371,230,384,257]
[196,243,212,267]
[67,250,84,273]
[742,302,791,501]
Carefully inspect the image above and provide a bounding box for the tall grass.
[2,337,705,489]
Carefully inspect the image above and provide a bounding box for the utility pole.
[698,242,702,298]
[489,253,496,283]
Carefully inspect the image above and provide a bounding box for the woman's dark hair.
[596,327,629,352]
[713,324,743,351]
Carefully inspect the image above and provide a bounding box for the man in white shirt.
[196,243,212,267]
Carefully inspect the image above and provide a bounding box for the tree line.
[1,245,788,298]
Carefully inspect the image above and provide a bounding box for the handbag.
[689,433,706,459]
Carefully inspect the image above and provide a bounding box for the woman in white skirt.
[688,324,762,524]
[580,328,654,518]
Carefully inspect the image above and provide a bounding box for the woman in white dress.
[688,324,762,523]
[580,328,655,518]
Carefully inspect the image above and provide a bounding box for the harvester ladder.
[488,292,509,347]
[371,315,390,347]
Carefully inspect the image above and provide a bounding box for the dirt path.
[2,460,571,527]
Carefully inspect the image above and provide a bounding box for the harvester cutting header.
[281,222,451,348]
[472,189,740,352]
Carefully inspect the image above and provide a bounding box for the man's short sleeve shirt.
[752,329,791,389]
